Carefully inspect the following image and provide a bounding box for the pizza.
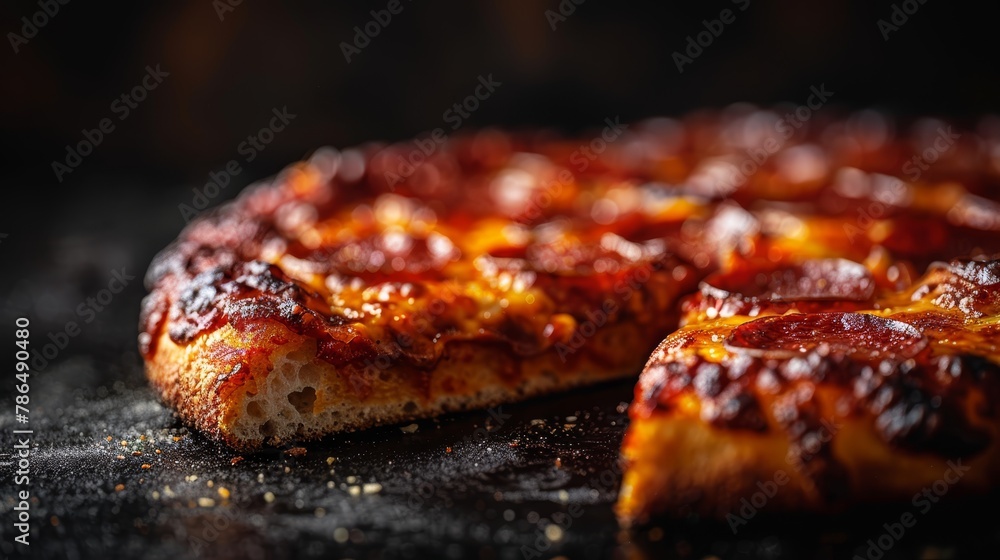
[140,110,1000,523]
[140,129,704,451]
[616,258,1000,525]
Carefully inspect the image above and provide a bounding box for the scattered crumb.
[616,402,628,414]
[131,450,142,457]
[563,424,576,430]
[106,436,112,442]
[163,486,175,498]
[197,497,215,508]
[140,435,147,441]
[114,484,125,492]
[327,481,335,489]
[333,527,349,543]
[566,416,578,422]
[120,441,128,447]
[257,473,265,483]
[218,487,231,499]
[445,447,452,453]
[173,436,181,442]
[530,419,545,426]
[348,486,361,496]
[558,489,569,502]
[362,483,382,494]
[116,455,125,460]
[155,449,162,454]
[152,491,160,500]
[346,476,358,484]
[231,456,244,466]
[508,440,519,448]
[264,492,275,503]
[283,466,291,474]
[286,447,307,457]
[400,423,419,433]
[555,457,563,468]
[545,524,564,542]
[141,464,151,470]
[185,475,198,483]
[207,480,214,488]
[326,456,336,465]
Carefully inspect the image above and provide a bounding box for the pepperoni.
[725,312,927,360]
[701,258,874,303]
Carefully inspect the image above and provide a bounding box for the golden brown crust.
[145,317,662,451]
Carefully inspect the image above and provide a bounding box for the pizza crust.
[145,316,655,450]
[617,389,1000,525]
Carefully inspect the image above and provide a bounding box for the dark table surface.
[1,182,999,560]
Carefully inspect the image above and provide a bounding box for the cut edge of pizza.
[142,309,672,451]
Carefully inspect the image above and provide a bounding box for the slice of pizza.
[139,139,707,450]
[616,256,1000,526]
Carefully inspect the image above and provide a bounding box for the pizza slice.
[616,256,1000,525]
[139,144,705,450]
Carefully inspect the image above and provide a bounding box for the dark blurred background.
[4,0,999,192]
